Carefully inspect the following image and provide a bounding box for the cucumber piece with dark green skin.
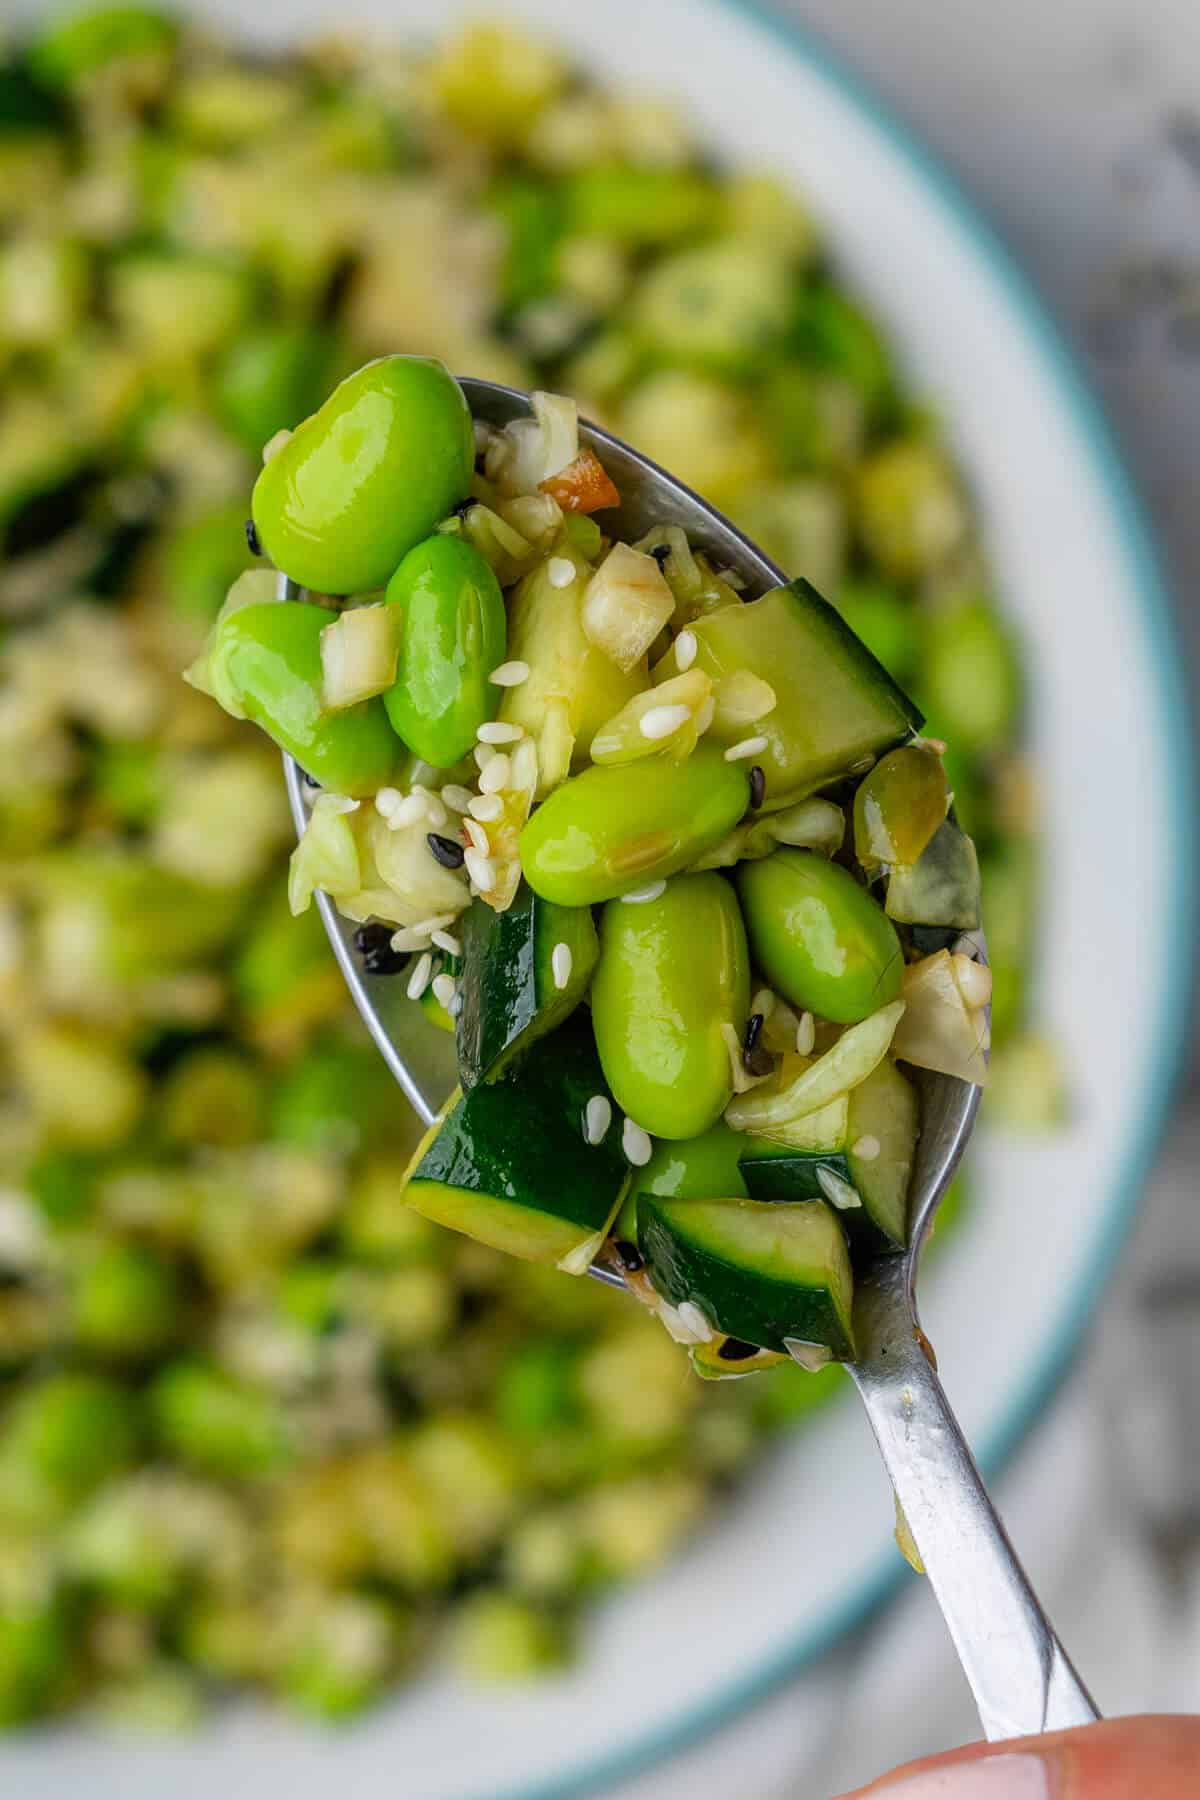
[638,1193,855,1358]
[886,817,981,929]
[404,1014,628,1271]
[654,578,922,808]
[738,1059,917,1256]
[455,883,598,1089]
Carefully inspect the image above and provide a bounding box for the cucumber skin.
[739,1150,852,1204]
[408,1015,626,1254]
[455,885,597,1089]
[638,1193,855,1358]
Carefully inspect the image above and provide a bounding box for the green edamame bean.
[520,746,749,907]
[251,355,474,594]
[384,535,506,766]
[737,848,902,1024]
[211,602,398,796]
[592,873,749,1140]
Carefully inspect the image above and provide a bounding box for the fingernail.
[869,1753,1051,1800]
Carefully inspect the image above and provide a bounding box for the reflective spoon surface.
[283,377,1098,1741]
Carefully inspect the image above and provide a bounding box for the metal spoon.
[283,376,1098,1741]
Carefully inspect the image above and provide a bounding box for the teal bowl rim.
[495,3,1198,1797]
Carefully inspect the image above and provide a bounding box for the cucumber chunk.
[654,579,922,808]
[404,1016,628,1271]
[638,1194,855,1358]
[455,882,598,1089]
[738,1058,917,1255]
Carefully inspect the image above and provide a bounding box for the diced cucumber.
[886,816,981,929]
[498,547,646,792]
[403,1016,628,1272]
[638,1195,855,1358]
[455,882,598,1089]
[563,164,715,246]
[843,1059,917,1249]
[654,579,921,808]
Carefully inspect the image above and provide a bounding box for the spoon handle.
[842,1259,1099,1740]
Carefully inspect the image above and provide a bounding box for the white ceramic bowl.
[7,3,1194,1795]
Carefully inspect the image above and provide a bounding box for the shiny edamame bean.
[251,355,474,594]
[737,848,902,1024]
[520,746,749,906]
[384,535,506,767]
[212,602,398,796]
[592,873,749,1140]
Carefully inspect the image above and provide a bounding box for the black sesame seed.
[743,1011,774,1077]
[613,1239,644,1273]
[717,1336,759,1362]
[749,764,766,811]
[649,543,671,568]
[353,922,410,975]
[427,832,466,870]
[300,767,321,789]
[245,517,262,556]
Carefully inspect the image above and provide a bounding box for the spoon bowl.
[284,376,1097,1738]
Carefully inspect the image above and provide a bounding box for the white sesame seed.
[464,848,496,890]
[619,880,667,904]
[510,738,538,792]
[816,1166,862,1211]
[622,1117,653,1167]
[374,786,403,819]
[478,754,511,794]
[431,929,461,957]
[693,696,715,735]
[551,942,573,991]
[423,793,448,829]
[262,427,291,464]
[391,927,432,953]
[724,734,770,762]
[584,1095,612,1145]
[406,952,433,1000]
[751,987,776,1020]
[477,720,524,745]
[389,793,427,829]
[440,785,474,813]
[431,972,458,1010]
[468,793,504,822]
[676,1301,714,1343]
[852,1134,881,1162]
[639,703,692,741]
[547,557,576,589]
[474,743,496,769]
[489,660,530,687]
[674,629,698,671]
[464,819,491,855]
[449,991,464,1017]
[409,912,457,939]
[796,1012,816,1056]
